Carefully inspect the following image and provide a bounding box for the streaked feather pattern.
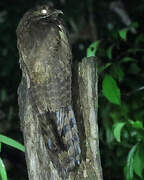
[17,4,81,179]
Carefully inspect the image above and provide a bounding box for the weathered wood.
[18,57,103,180]
[71,57,103,180]
[19,75,61,180]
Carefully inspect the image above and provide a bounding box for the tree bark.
[19,57,103,180]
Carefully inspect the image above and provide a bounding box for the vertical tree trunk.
[71,57,103,180]
[18,57,103,180]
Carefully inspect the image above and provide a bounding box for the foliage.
[102,74,121,105]
[87,40,101,57]
[0,134,24,180]
[0,157,8,180]
[87,20,144,179]
[0,135,24,152]
[0,0,144,179]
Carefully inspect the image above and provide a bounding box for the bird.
[16,4,81,179]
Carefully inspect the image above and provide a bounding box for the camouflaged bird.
[16,4,81,179]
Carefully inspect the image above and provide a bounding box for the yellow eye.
[41,9,47,15]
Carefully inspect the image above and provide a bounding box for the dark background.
[0,0,144,179]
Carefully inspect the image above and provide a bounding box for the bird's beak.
[39,9,63,20]
[54,10,64,15]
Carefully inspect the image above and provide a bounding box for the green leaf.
[128,120,144,129]
[110,64,124,82]
[107,45,114,59]
[129,63,140,74]
[119,28,129,40]
[133,149,143,178]
[0,158,8,180]
[120,57,135,63]
[104,119,114,144]
[0,135,25,152]
[125,144,138,180]
[133,144,144,178]
[128,48,144,54]
[1,89,7,102]
[0,143,1,152]
[113,122,126,142]
[98,62,112,73]
[105,126,114,144]
[86,40,100,57]
[135,34,144,46]
[129,22,139,29]
[102,74,121,105]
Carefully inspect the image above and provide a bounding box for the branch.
[110,1,136,34]
[87,0,97,41]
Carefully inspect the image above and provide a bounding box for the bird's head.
[16,5,64,37]
[29,5,63,21]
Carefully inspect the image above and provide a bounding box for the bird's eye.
[41,9,47,15]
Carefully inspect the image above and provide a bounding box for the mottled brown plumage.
[17,4,80,179]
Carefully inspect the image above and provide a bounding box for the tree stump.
[18,57,103,180]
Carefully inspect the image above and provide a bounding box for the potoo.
[16,4,81,179]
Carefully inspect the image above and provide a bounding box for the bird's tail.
[56,105,81,170]
[40,105,81,179]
